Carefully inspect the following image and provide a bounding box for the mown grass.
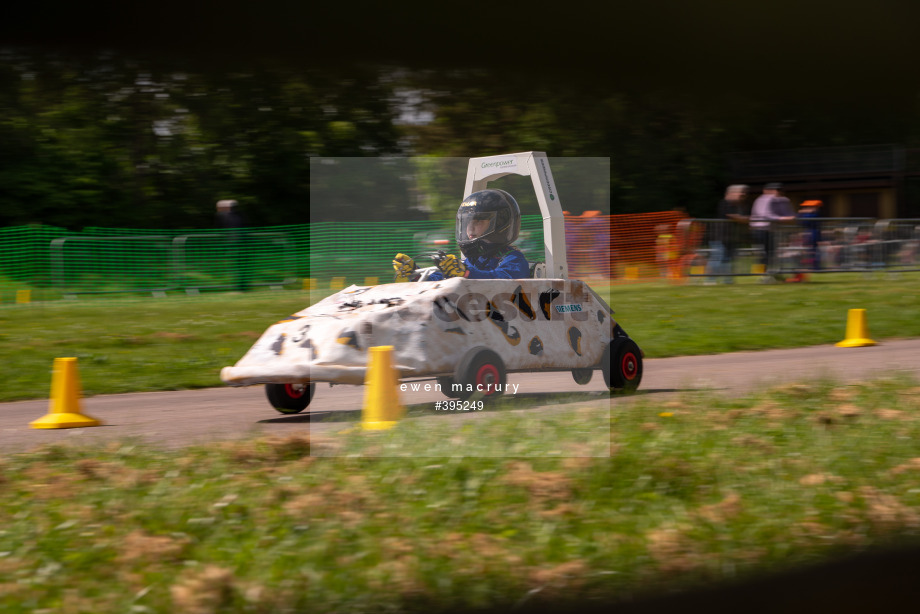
[1,273,919,402]
[609,273,920,356]
[0,292,313,402]
[2,376,920,612]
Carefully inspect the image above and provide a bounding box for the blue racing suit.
[429,247,530,281]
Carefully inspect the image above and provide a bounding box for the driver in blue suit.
[393,189,530,281]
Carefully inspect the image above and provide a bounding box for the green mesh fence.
[0,224,311,301]
[0,217,546,301]
[309,216,545,284]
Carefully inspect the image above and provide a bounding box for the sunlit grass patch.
[325,402,614,458]
[2,376,919,612]
[0,291,312,401]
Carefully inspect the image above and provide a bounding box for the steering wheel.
[402,250,448,282]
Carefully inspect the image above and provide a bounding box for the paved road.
[2,339,919,453]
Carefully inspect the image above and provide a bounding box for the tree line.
[1,47,916,230]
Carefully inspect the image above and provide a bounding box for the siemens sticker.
[555,304,583,313]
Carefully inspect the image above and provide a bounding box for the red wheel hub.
[621,352,638,380]
[476,364,500,395]
[285,384,306,399]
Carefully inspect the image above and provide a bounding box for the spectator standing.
[706,184,749,284]
[216,199,245,230]
[788,199,822,282]
[215,199,249,292]
[580,210,610,279]
[655,224,678,278]
[749,183,795,282]
[562,211,581,276]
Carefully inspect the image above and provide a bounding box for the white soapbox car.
[220,152,643,413]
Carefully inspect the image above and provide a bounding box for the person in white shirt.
[749,183,795,281]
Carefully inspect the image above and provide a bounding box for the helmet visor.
[457,210,497,243]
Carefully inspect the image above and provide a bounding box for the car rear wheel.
[437,375,461,398]
[603,339,642,392]
[572,368,593,385]
[265,382,315,414]
[453,347,506,402]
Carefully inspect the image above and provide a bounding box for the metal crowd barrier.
[50,230,297,297]
[171,231,298,295]
[678,218,920,280]
[875,219,920,272]
[51,235,175,297]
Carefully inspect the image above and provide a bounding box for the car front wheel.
[265,382,315,414]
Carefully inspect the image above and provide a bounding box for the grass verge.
[1,375,919,612]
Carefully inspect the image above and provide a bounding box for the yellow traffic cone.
[31,358,102,429]
[361,346,404,430]
[836,309,877,348]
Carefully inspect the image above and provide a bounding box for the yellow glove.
[392,253,416,282]
[437,254,467,278]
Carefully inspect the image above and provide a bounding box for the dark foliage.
[1,2,918,226]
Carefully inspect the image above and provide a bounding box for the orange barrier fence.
[564,210,689,282]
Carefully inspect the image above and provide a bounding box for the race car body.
[221,152,642,412]
[221,276,623,387]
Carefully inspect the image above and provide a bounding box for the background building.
[730,144,920,218]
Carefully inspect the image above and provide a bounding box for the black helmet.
[455,189,521,259]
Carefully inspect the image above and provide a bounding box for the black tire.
[265,382,315,414]
[453,347,507,402]
[572,368,593,385]
[437,375,461,398]
[603,339,642,392]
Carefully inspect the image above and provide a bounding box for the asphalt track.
[2,339,919,453]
